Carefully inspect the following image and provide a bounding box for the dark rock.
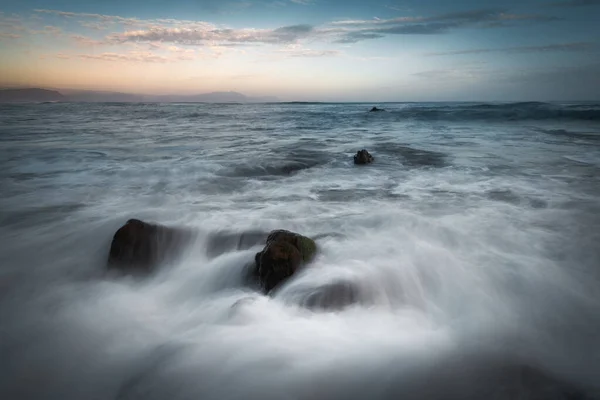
[254,230,317,293]
[354,149,374,165]
[107,219,192,273]
[369,107,385,112]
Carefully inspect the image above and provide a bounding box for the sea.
[1,101,599,400]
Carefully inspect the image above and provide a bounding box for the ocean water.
[1,101,599,400]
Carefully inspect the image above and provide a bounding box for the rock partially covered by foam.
[205,230,269,259]
[354,149,374,165]
[107,219,192,273]
[369,106,384,112]
[302,281,361,311]
[254,230,317,293]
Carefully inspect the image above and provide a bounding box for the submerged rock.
[302,281,361,311]
[205,230,269,259]
[369,107,384,112]
[354,149,374,165]
[254,230,317,293]
[107,219,192,273]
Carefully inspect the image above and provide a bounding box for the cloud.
[79,21,110,31]
[184,73,261,82]
[0,16,26,31]
[29,6,562,50]
[108,23,314,46]
[78,52,167,63]
[77,51,186,63]
[71,35,105,46]
[277,46,340,57]
[385,4,412,12]
[413,69,478,80]
[549,0,600,6]
[30,26,63,36]
[329,9,559,43]
[331,9,557,27]
[34,9,197,29]
[0,32,20,39]
[290,0,314,4]
[164,45,197,55]
[428,42,597,56]
[335,32,385,43]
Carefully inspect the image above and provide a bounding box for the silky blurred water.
[1,102,599,400]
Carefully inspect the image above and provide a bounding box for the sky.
[0,0,599,101]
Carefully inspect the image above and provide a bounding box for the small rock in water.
[107,219,192,273]
[369,106,385,112]
[354,149,374,165]
[254,230,317,293]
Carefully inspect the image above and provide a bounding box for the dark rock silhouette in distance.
[369,106,385,112]
[253,230,317,293]
[0,88,66,103]
[107,219,192,273]
[354,149,374,165]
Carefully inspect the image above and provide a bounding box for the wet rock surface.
[254,230,317,293]
[107,219,192,273]
[354,149,374,165]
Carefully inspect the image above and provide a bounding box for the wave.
[372,143,448,168]
[280,101,328,105]
[389,102,600,122]
[538,128,600,142]
[216,149,330,178]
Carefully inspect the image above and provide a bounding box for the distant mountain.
[0,88,66,103]
[0,88,279,103]
[61,90,145,103]
[148,91,279,103]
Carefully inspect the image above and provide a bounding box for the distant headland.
[0,88,279,103]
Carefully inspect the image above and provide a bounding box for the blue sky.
[0,0,599,100]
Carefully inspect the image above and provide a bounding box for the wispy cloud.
[34,9,196,29]
[331,9,558,26]
[334,32,385,43]
[329,9,560,43]
[413,68,485,80]
[108,24,315,46]
[30,7,561,49]
[385,4,412,13]
[30,26,63,36]
[79,21,110,31]
[290,0,314,4]
[0,16,26,31]
[428,42,597,56]
[277,46,340,57]
[77,50,197,63]
[0,32,20,39]
[71,35,105,46]
[549,0,600,6]
[78,52,169,63]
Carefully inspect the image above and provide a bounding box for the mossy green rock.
[254,230,317,293]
